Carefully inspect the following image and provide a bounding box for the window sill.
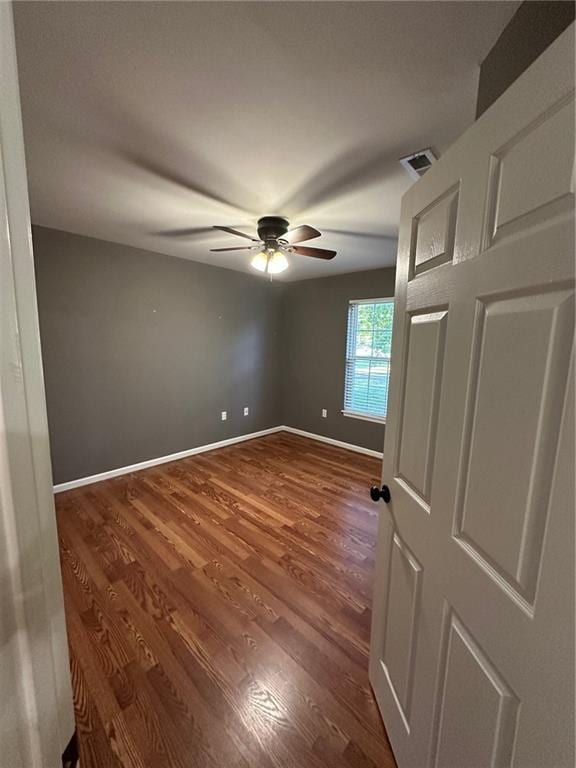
[341,410,386,425]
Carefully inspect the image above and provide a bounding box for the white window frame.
[342,297,394,425]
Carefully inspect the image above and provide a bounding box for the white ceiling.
[14,1,518,281]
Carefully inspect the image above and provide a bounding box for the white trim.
[53,424,383,492]
[53,427,284,492]
[342,409,386,425]
[1,4,75,763]
[281,426,383,458]
[349,297,395,305]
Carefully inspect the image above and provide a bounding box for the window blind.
[343,299,394,421]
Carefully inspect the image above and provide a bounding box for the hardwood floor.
[55,431,396,768]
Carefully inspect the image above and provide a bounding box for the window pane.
[356,330,373,356]
[367,358,390,415]
[374,301,394,328]
[348,359,371,412]
[344,299,394,419]
[372,330,391,358]
[357,303,374,328]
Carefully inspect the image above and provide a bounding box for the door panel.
[397,310,448,507]
[488,94,574,244]
[454,289,574,606]
[370,24,575,768]
[412,186,459,276]
[381,533,422,727]
[431,610,519,768]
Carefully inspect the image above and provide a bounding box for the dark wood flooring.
[55,431,396,768]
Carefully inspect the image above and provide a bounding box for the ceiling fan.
[210,216,336,274]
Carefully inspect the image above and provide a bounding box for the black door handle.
[370,484,391,504]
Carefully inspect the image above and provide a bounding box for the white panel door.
[370,25,575,768]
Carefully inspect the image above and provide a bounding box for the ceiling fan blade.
[282,225,322,245]
[291,245,336,260]
[213,225,260,242]
[210,246,256,252]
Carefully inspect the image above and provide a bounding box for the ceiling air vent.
[399,148,437,180]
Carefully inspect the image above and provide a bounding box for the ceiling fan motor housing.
[257,216,289,244]
[209,218,335,261]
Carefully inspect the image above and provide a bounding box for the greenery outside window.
[343,298,394,423]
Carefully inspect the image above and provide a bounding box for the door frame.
[0,3,75,766]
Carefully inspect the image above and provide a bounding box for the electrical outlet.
[221,411,227,421]
[243,407,249,416]
[321,409,327,418]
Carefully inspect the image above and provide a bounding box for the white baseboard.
[280,426,383,458]
[53,424,382,493]
[53,426,284,493]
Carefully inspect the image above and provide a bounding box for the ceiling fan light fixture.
[250,250,288,274]
[267,251,288,274]
[250,251,269,272]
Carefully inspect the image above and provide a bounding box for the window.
[343,298,394,422]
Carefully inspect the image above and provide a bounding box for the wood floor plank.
[56,432,396,767]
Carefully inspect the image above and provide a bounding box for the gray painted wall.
[476,0,574,117]
[33,226,283,484]
[33,227,396,483]
[280,268,396,453]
